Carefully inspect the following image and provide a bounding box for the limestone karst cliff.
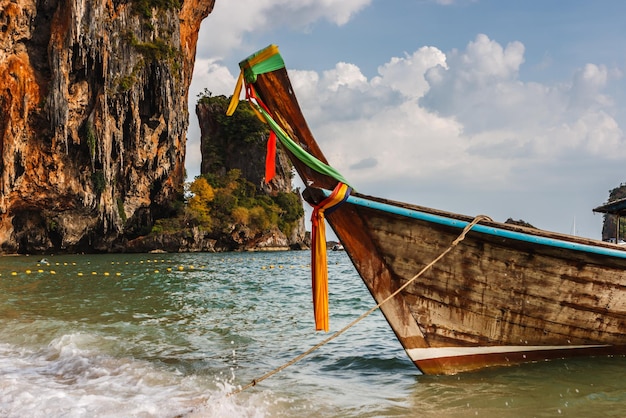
[195,94,309,250]
[197,94,295,197]
[0,0,215,253]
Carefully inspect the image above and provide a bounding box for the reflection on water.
[0,252,625,417]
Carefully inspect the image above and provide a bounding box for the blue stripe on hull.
[322,189,626,260]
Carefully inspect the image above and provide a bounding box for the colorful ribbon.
[311,182,352,331]
[265,131,277,181]
[226,44,283,117]
[226,44,353,187]
[226,45,356,331]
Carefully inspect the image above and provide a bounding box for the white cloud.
[196,0,371,58]
[461,34,525,82]
[281,33,625,206]
[189,58,237,101]
[564,111,625,156]
[421,34,529,127]
[322,62,368,92]
[375,47,447,99]
[568,63,612,109]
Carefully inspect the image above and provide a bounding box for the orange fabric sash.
[310,182,351,331]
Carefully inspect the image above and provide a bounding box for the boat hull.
[325,192,626,374]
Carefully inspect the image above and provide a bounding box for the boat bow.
[229,44,626,375]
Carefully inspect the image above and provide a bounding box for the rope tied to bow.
[224,214,492,397]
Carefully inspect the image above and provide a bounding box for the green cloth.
[235,44,353,189]
[240,45,285,83]
[255,104,353,189]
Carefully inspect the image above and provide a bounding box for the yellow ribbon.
[226,71,244,116]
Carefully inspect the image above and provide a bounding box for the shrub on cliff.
[131,0,182,18]
[187,177,214,229]
[182,169,303,237]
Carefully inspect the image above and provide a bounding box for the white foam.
[0,333,273,418]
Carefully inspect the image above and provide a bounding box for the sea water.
[0,251,625,417]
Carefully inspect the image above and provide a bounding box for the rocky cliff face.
[194,95,309,251]
[196,96,295,196]
[0,0,215,254]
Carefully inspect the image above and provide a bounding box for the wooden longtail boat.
[229,45,626,375]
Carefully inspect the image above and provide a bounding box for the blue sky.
[187,0,626,240]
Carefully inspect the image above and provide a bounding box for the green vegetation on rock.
[92,170,106,195]
[197,92,270,174]
[131,0,181,19]
[148,93,304,242]
[164,169,303,238]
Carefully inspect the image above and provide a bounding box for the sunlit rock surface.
[0,0,215,253]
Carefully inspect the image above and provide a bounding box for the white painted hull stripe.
[406,345,611,361]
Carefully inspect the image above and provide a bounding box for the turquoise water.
[0,251,625,417]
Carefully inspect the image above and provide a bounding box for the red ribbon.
[265,131,277,183]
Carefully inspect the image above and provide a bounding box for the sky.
[186,0,626,240]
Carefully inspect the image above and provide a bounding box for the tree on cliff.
[187,177,215,228]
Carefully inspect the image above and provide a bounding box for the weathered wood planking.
[359,204,626,343]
